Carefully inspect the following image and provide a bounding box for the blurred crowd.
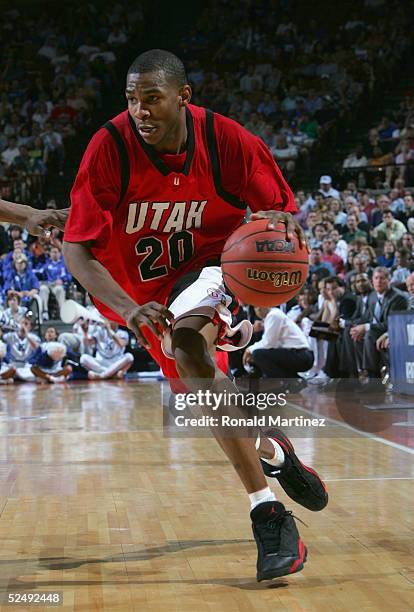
[185,0,411,183]
[232,175,414,386]
[0,2,142,203]
[342,101,414,189]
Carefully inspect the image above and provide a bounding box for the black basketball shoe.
[251,501,307,581]
[260,429,328,511]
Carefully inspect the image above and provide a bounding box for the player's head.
[126,49,191,150]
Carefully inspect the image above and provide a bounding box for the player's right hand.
[124,302,174,349]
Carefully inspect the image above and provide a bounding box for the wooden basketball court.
[0,381,413,611]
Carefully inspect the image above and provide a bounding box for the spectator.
[341,267,407,378]
[321,237,345,275]
[343,146,368,169]
[30,341,72,383]
[371,209,407,243]
[270,135,298,178]
[79,321,133,380]
[377,240,396,268]
[0,292,27,331]
[1,136,20,167]
[39,246,71,320]
[390,248,411,286]
[242,306,314,379]
[309,247,335,276]
[342,215,369,243]
[2,317,40,381]
[3,254,41,312]
[319,176,340,199]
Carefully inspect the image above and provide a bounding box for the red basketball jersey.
[65,104,296,323]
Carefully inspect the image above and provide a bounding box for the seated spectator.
[340,267,407,378]
[377,240,396,268]
[309,223,327,249]
[0,292,27,332]
[3,254,42,313]
[308,276,342,384]
[298,113,319,141]
[1,136,20,167]
[322,237,345,275]
[401,232,414,256]
[343,146,368,169]
[2,317,40,381]
[309,246,335,277]
[371,194,391,227]
[390,248,411,286]
[330,229,348,262]
[406,271,414,309]
[0,340,16,383]
[345,253,371,286]
[319,175,340,199]
[39,246,71,320]
[79,320,133,380]
[270,135,297,178]
[329,198,347,227]
[342,214,368,243]
[371,209,407,243]
[242,306,314,379]
[394,141,414,180]
[396,192,414,226]
[30,341,72,383]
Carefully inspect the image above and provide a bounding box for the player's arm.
[0,198,69,235]
[62,242,173,348]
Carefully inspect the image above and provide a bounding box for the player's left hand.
[23,207,70,236]
[250,210,308,251]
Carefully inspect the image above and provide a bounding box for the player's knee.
[172,327,215,379]
[125,353,134,364]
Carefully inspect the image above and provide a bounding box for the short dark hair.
[127,49,187,87]
[383,209,393,216]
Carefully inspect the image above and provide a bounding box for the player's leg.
[171,314,307,580]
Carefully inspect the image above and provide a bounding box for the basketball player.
[63,50,328,581]
[0,198,68,235]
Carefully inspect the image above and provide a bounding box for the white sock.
[249,486,276,510]
[262,438,285,468]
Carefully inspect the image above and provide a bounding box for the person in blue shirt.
[1,238,32,281]
[30,340,72,383]
[39,245,71,320]
[3,254,41,311]
[377,240,396,269]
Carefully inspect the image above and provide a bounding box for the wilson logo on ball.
[255,239,295,253]
[247,268,303,287]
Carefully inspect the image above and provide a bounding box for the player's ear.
[179,85,192,106]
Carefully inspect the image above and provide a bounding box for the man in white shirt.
[318,175,340,199]
[242,307,314,378]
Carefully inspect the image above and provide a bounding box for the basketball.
[221,219,309,307]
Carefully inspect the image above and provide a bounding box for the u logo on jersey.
[125,200,207,234]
